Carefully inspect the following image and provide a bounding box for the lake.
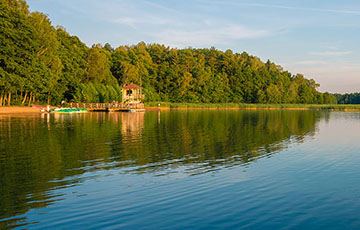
[1,110,360,229]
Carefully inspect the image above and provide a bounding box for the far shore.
[2,103,360,114]
[145,107,360,111]
[144,103,360,111]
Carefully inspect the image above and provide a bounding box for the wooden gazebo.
[122,83,144,104]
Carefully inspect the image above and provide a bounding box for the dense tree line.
[0,0,337,106]
[334,93,360,104]
[112,43,337,104]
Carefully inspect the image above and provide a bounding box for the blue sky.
[27,0,360,93]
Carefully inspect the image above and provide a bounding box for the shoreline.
[145,107,360,111]
[0,106,42,114]
[0,103,360,115]
[144,103,360,111]
[2,104,360,114]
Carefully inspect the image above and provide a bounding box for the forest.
[334,93,360,104]
[0,0,341,106]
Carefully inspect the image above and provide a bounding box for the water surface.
[1,110,360,229]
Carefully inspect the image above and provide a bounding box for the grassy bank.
[145,102,360,111]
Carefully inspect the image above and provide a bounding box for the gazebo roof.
[122,83,141,89]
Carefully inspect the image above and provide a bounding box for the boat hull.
[51,108,88,113]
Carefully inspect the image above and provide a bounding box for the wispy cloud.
[295,60,327,65]
[112,16,170,28]
[113,17,137,28]
[319,44,341,51]
[310,51,352,56]
[153,24,273,48]
[143,1,178,13]
[204,1,360,16]
[104,1,275,47]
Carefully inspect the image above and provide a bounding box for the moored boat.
[50,108,88,113]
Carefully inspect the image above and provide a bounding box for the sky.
[26,0,360,93]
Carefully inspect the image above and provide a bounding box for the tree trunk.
[0,93,3,107]
[14,92,18,103]
[7,92,11,106]
[32,95,35,103]
[47,92,50,105]
[28,92,33,107]
[2,91,6,106]
[22,92,28,105]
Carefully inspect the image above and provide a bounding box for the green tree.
[86,47,115,84]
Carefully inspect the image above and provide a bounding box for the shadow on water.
[0,110,328,228]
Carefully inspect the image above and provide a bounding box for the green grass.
[144,102,360,110]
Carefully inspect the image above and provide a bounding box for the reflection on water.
[121,112,144,140]
[0,110,325,228]
[111,110,322,175]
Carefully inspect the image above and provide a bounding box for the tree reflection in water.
[0,110,327,228]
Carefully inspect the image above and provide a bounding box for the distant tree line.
[1,0,339,106]
[334,93,360,104]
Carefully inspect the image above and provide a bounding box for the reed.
[144,102,360,110]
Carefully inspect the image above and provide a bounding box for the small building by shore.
[122,83,144,105]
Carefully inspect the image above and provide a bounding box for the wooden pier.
[69,83,146,112]
[69,103,145,112]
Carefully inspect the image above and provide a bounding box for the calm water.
[1,110,360,229]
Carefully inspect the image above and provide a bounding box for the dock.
[69,83,146,112]
[69,103,145,112]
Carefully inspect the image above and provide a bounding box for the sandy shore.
[0,106,42,114]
